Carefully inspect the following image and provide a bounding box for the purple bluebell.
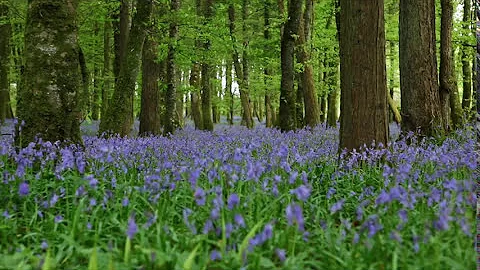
[18,182,29,197]
[227,193,239,210]
[290,185,311,202]
[330,199,345,214]
[194,187,206,206]
[127,216,138,239]
[275,248,286,262]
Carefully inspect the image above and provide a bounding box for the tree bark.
[163,0,180,135]
[17,0,82,145]
[0,2,11,123]
[190,63,203,130]
[91,22,101,120]
[339,0,389,151]
[99,0,153,136]
[461,0,472,111]
[101,19,111,120]
[279,0,303,131]
[299,0,319,128]
[226,60,234,125]
[228,4,254,129]
[139,36,161,136]
[440,0,464,130]
[399,0,444,136]
[200,0,214,131]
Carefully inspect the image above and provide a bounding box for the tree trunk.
[17,0,82,145]
[228,4,254,129]
[295,71,304,128]
[113,0,130,81]
[139,37,161,136]
[78,47,89,121]
[101,19,111,120]
[279,0,302,131]
[339,0,388,151]
[387,41,398,123]
[461,0,472,111]
[99,0,153,136]
[190,63,203,130]
[91,23,101,120]
[200,0,214,131]
[163,0,180,135]
[299,0,319,128]
[320,95,327,123]
[263,0,273,128]
[0,2,10,123]
[399,0,444,136]
[327,85,338,127]
[440,0,464,130]
[226,61,234,125]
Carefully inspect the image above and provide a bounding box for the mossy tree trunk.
[163,0,180,135]
[279,0,302,132]
[338,0,389,151]
[17,0,83,145]
[399,0,444,136]
[101,19,111,120]
[0,1,11,123]
[98,0,153,136]
[440,0,464,130]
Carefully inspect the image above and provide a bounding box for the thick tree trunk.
[279,0,303,131]
[139,37,161,136]
[299,0,319,128]
[113,0,130,81]
[91,23,101,120]
[339,0,388,151]
[440,0,464,130]
[461,0,472,111]
[0,2,10,123]
[17,0,82,145]
[163,0,180,135]
[200,0,214,131]
[99,0,153,136]
[101,19,111,120]
[399,0,444,136]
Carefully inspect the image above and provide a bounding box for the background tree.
[338,0,388,151]
[99,0,153,136]
[399,0,444,136]
[461,0,472,111]
[279,0,302,132]
[16,0,83,145]
[200,0,214,131]
[163,0,180,135]
[0,1,11,123]
[440,0,464,130]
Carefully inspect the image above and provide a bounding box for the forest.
[0,0,478,269]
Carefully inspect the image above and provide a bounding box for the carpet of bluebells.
[0,119,477,269]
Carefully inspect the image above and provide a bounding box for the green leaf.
[183,243,201,270]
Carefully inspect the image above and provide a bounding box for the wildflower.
[290,185,311,202]
[41,240,48,250]
[54,215,63,223]
[326,187,336,199]
[194,187,206,206]
[122,197,129,207]
[330,199,345,214]
[202,219,213,234]
[18,182,29,197]
[210,249,221,261]
[286,203,304,231]
[234,214,246,228]
[225,223,234,238]
[126,216,138,239]
[275,248,286,262]
[227,193,240,210]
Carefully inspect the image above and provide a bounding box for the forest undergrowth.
[0,119,477,269]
